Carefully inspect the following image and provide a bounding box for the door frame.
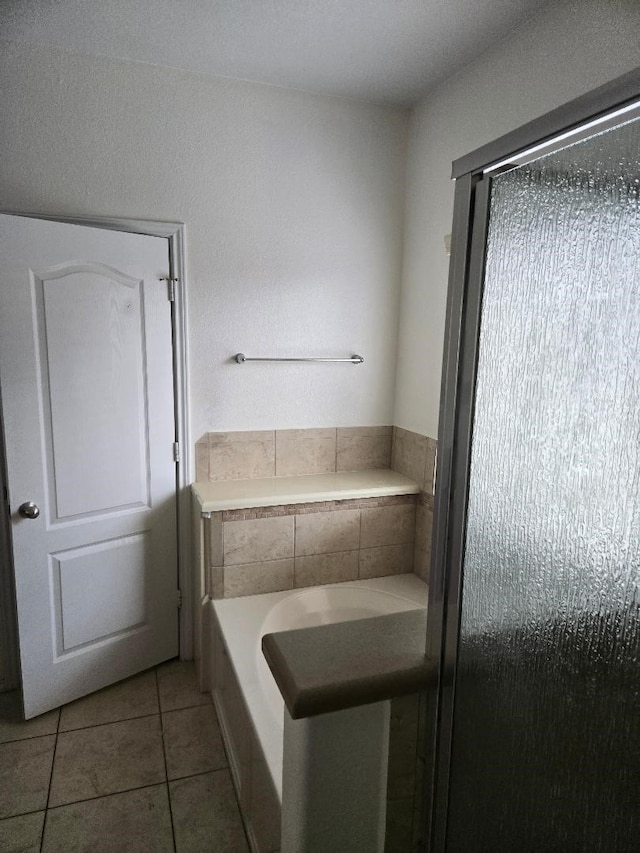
[0,213,193,693]
[425,67,640,851]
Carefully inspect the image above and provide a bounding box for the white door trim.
[0,213,192,691]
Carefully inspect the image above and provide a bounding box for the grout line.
[161,698,213,717]
[220,515,225,599]
[293,515,298,586]
[165,763,228,784]
[171,766,229,782]
[155,669,178,853]
[0,729,60,746]
[209,702,252,853]
[44,780,171,812]
[39,706,62,853]
[55,711,161,735]
[296,545,362,559]
[273,429,278,476]
[422,441,429,494]
[0,806,47,820]
[357,507,363,578]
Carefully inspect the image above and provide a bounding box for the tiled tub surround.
[191,469,421,695]
[210,576,428,853]
[191,429,435,849]
[195,425,437,587]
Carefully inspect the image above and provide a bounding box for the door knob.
[18,501,40,519]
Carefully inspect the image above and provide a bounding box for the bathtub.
[211,573,428,809]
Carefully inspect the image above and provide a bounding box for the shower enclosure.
[424,70,640,852]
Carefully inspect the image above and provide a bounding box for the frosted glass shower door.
[444,118,640,851]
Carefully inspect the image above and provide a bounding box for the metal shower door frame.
[423,66,640,852]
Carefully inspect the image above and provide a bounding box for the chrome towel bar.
[235,353,364,364]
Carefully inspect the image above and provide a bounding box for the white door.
[0,214,179,718]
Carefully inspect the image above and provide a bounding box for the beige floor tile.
[170,770,249,853]
[156,660,211,712]
[42,784,174,853]
[0,735,56,818]
[0,691,59,744]
[49,715,165,807]
[162,705,227,780]
[0,810,45,852]
[59,670,159,731]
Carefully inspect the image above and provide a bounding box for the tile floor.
[0,661,250,852]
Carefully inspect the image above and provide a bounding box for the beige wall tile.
[359,544,414,578]
[391,427,428,489]
[360,504,415,549]
[208,513,223,568]
[415,504,433,554]
[275,428,336,476]
[209,566,224,600]
[336,426,393,471]
[223,515,293,566]
[195,437,209,482]
[294,508,360,556]
[294,551,359,587]
[413,502,433,583]
[413,547,430,582]
[223,559,294,598]
[424,438,438,496]
[208,431,275,481]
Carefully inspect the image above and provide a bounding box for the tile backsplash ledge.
[196,425,436,587]
[196,426,436,496]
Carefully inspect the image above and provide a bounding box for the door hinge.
[177,589,183,609]
[159,276,178,301]
[173,441,180,463]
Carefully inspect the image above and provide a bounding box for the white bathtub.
[212,573,428,801]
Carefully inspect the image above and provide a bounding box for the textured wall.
[0,41,409,441]
[394,0,640,438]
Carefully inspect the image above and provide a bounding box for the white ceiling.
[1,0,551,106]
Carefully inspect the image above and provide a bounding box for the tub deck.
[212,573,428,799]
